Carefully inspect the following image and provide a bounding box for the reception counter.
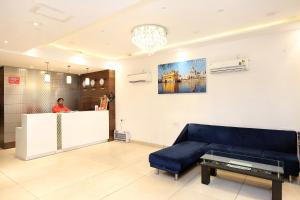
[60,111,109,150]
[15,113,57,160]
[16,111,109,160]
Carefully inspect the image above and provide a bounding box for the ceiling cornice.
[48,15,300,60]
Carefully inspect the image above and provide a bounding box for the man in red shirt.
[52,98,71,113]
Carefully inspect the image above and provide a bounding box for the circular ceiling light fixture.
[131,24,167,54]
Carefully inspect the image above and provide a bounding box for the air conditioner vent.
[31,3,72,22]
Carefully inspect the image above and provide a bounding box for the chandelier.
[131,24,167,54]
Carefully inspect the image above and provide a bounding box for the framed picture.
[158,58,206,94]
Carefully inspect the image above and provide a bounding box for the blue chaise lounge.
[149,123,299,180]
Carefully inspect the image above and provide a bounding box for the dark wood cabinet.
[79,70,115,141]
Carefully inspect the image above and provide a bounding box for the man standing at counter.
[52,98,71,113]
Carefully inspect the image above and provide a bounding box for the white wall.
[115,29,300,146]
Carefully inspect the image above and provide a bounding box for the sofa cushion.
[262,150,300,177]
[206,143,232,152]
[230,146,263,157]
[149,141,207,174]
[186,124,298,154]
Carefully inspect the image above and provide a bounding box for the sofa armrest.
[173,124,189,145]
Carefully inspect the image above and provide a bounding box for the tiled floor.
[0,142,299,200]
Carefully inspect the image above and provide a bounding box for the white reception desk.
[60,111,109,150]
[16,111,109,160]
[16,113,57,160]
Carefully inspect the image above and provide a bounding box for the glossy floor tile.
[0,142,299,200]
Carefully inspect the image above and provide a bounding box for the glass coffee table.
[200,150,284,200]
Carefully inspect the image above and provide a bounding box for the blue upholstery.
[263,150,299,176]
[149,141,207,174]
[185,124,297,154]
[149,123,299,177]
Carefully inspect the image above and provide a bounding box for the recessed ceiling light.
[33,22,40,26]
[3,40,8,44]
[217,9,224,13]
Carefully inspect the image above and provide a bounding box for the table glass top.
[201,150,284,174]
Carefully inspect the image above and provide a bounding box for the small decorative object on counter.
[95,105,99,111]
[99,95,108,110]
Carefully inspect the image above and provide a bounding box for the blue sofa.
[149,124,299,179]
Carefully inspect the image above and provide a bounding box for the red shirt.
[52,105,71,113]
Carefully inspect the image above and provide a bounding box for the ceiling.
[0,0,141,52]
[0,49,102,74]
[1,0,300,73]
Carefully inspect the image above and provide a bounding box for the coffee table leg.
[201,165,210,185]
[210,168,217,176]
[272,180,282,200]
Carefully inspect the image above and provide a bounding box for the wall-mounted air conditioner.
[209,59,248,74]
[127,72,152,83]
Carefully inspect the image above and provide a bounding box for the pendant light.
[66,65,72,84]
[44,62,51,83]
[85,68,90,86]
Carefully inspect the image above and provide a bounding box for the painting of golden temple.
[158,58,206,94]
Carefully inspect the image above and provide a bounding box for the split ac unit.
[127,72,152,83]
[209,59,248,74]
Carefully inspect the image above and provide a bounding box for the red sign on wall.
[8,76,20,84]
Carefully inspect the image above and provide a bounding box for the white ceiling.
[0,49,103,74]
[0,0,141,51]
[1,0,300,73]
[53,0,300,58]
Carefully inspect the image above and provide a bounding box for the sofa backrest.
[186,123,297,154]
